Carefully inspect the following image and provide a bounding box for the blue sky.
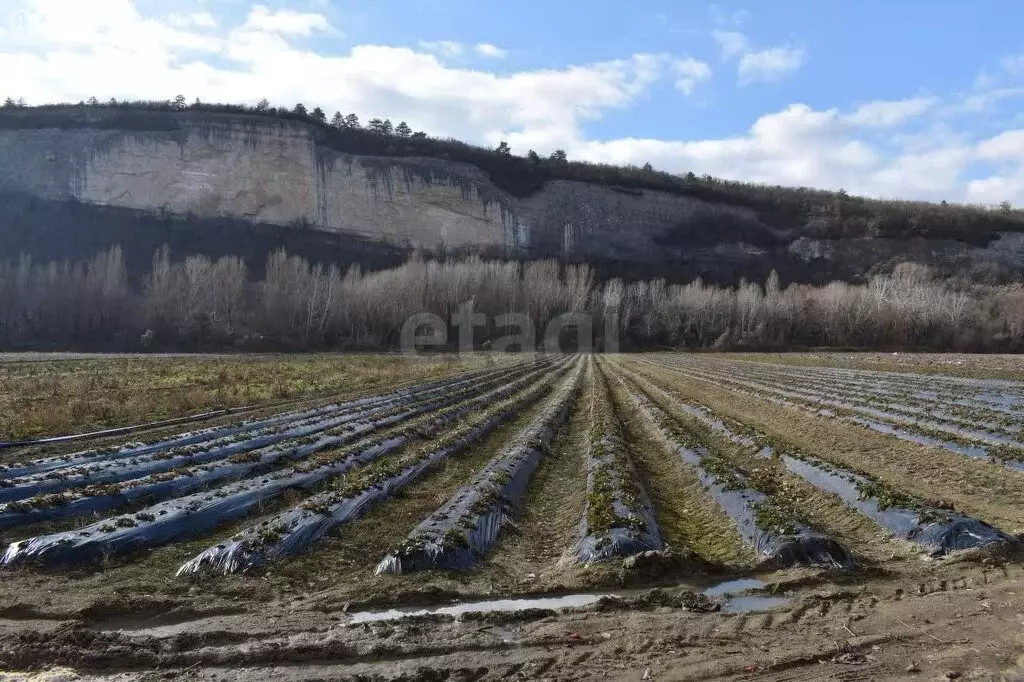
[3,0,1024,203]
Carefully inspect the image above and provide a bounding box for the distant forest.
[1,246,1021,353]
[2,98,1024,246]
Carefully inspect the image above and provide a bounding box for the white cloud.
[418,40,463,58]
[976,129,1024,159]
[737,46,805,84]
[952,86,1024,114]
[966,172,1024,204]
[241,5,330,36]
[709,5,751,27]
[1002,54,1024,75]
[712,30,749,59]
[712,30,805,84]
[166,12,217,29]
[473,43,507,59]
[844,96,937,127]
[570,102,992,203]
[0,1,666,152]
[672,57,712,95]
[2,0,1023,205]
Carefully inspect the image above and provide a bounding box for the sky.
[2,0,1024,204]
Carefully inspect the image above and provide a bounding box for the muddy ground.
[1,354,1023,680]
[2,547,1023,680]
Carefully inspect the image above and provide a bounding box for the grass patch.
[0,353,504,441]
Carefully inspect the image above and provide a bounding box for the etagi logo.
[400,303,621,354]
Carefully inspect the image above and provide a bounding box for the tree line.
[1,246,1021,352]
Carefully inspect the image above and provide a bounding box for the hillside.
[1,102,1023,283]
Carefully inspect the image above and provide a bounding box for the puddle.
[702,577,766,597]
[347,593,612,624]
[348,579,800,624]
[721,596,791,613]
[702,577,792,613]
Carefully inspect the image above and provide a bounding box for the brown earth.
[1,548,1023,680]
[1,353,1024,681]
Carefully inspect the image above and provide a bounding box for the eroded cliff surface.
[1,110,1021,283]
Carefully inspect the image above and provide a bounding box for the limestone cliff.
[1,108,1022,283]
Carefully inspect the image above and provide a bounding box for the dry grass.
[0,352,502,440]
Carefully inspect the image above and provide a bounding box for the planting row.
[611,366,853,569]
[0,359,530,481]
[1,358,571,568]
[376,359,586,574]
[643,356,1024,468]
[654,355,1024,438]
[0,360,555,533]
[614,360,1010,559]
[715,357,1024,422]
[178,358,578,575]
[708,361,1024,434]
[575,363,663,564]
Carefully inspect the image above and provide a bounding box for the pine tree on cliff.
[293,102,307,118]
[395,121,412,138]
[368,118,393,135]
[495,141,511,156]
[330,111,344,128]
[344,113,360,128]
[310,107,327,124]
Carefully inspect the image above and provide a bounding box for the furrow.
[0,357,569,569]
[692,355,1024,423]
[177,357,572,575]
[642,356,1024,469]
[0,361,521,480]
[613,366,853,569]
[374,356,585,574]
[0,361,552,532]
[651,356,1023,446]
[574,360,662,564]
[0,360,548,505]
[621,359,1011,557]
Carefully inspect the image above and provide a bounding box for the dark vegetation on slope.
[0,189,874,287]
[2,101,1024,246]
[0,191,408,281]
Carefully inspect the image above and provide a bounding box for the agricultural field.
[0,353,493,442]
[0,352,1023,680]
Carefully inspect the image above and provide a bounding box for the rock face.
[1,111,1022,283]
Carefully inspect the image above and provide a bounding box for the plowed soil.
[1,353,1023,681]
